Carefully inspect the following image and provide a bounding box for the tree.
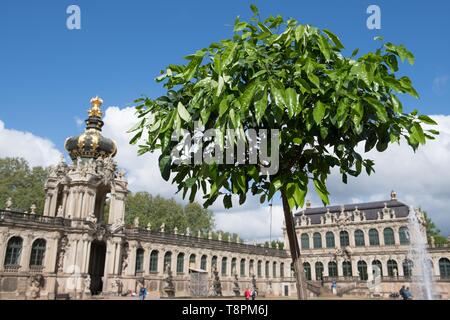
[130,6,437,299]
[0,157,48,213]
[423,210,449,245]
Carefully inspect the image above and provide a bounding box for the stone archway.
[88,240,107,295]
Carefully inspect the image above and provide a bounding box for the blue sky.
[1,1,450,238]
[1,0,449,149]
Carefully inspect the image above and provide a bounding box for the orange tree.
[130,5,438,299]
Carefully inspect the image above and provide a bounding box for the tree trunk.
[281,191,308,300]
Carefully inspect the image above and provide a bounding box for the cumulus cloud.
[0,120,61,167]
[102,108,450,239]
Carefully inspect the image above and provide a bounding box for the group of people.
[244,288,258,300]
[399,286,413,300]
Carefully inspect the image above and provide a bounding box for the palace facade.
[0,97,449,299]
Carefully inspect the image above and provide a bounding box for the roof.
[293,199,410,225]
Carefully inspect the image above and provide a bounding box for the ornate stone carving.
[110,218,124,233]
[212,268,222,296]
[121,242,129,274]
[146,222,151,231]
[27,275,44,299]
[5,197,12,211]
[164,264,175,298]
[160,223,165,233]
[57,236,69,273]
[56,205,64,217]
[30,204,37,214]
[86,212,98,224]
[133,216,140,228]
[83,275,91,294]
[232,274,240,297]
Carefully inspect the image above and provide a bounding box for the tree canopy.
[423,210,449,245]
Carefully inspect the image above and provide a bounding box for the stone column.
[351,258,358,278]
[67,234,81,272]
[43,194,51,216]
[378,228,385,246]
[61,188,69,213]
[336,257,342,277]
[0,232,8,272]
[46,233,60,273]
[126,241,138,276]
[80,234,92,274]
[20,235,33,272]
[143,245,150,276]
[349,230,356,248]
[158,249,166,276]
[49,190,58,217]
[322,261,329,277]
[363,229,370,247]
[397,256,404,277]
[113,240,123,275]
[393,226,400,246]
[381,257,388,277]
[310,262,316,281]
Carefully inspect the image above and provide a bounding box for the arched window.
[257,260,262,278]
[176,253,185,274]
[315,262,324,280]
[200,255,207,271]
[211,256,218,272]
[189,254,196,269]
[164,251,172,272]
[439,258,450,279]
[240,259,246,277]
[303,262,311,281]
[4,237,23,266]
[340,231,350,247]
[342,261,352,277]
[354,230,365,247]
[280,262,285,278]
[399,227,410,245]
[221,257,228,276]
[273,262,277,278]
[387,259,398,277]
[357,261,368,280]
[369,229,380,246]
[265,261,270,278]
[313,233,322,249]
[301,233,310,249]
[328,261,338,277]
[372,260,383,277]
[231,258,237,275]
[326,232,335,248]
[135,248,144,273]
[249,259,254,276]
[149,250,159,272]
[384,228,395,246]
[403,259,413,278]
[30,239,46,267]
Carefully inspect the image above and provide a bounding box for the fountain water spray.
[407,207,436,300]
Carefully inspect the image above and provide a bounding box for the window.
[387,259,398,277]
[439,258,450,279]
[149,250,158,272]
[384,228,395,246]
[30,239,46,267]
[403,259,413,278]
[313,233,322,249]
[211,256,218,272]
[176,253,185,274]
[4,237,23,266]
[328,261,338,277]
[369,229,380,246]
[231,258,237,275]
[265,261,270,278]
[372,260,383,277]
[303,262,311,281]
[340,231,350,247]
[249,260,254,276]
[135,248,144,273]
[273,262,277,278]
[357,261,368,280]
[189,254,196,268]
[326,232,335,248]
[354,230,365,247]
[240,259,246,277]
[257,260,262,278]
[315,262,324,280]
[280,262,285,278]
[399,227,410,245]
[200,255,207,271]
[164,252,172,272]
[342,261,352,277]
[221,257,228,276]
[301,234,310,249]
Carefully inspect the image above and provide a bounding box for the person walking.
[251,289,257,300]
[399,286,407,300]
[139,286,148,300]
[244,288,251,300]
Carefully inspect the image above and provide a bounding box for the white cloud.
[432,75,449,95]
[0,119,61,167]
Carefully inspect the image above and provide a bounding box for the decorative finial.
[88,96,103,118]
[306,200,312,208]
[391,190,397,201]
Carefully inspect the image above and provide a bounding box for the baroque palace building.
[0,97,449,300]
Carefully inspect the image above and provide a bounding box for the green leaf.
[270,81,286,110]
[255,86,268,123]
[250,4,259,15]
[323,29,344,49]
[260,194,266,204]
[336,100,348,128]
[159,155,171,181]
[313,179,329,205]
[365,97,387,122]
[185,177,197,188]
[285,87,299,117]
[240,81,257,112]
[317,36,331,61]
[177,102,191,122]
[313,101,326,124]
[418,115,437,125]
[223,194,232,209]
[293,184,307,208]
[411,122,426,144]
[351,101,363,126]
[295,25,305,42]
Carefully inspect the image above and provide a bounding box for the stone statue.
[251,274,258,291]
[160,223,165,233]
[30,204,37,214]
[5,197,12,211]
[86,212,98,224]
[57,236,69,273]
[133,216,140,228]
[232,274,240,297]
[212,268,222,296]
[84,275,91,294]
[197,230,201,238]
[430,236,436,248]
[208,230,212,239]
[121,243,129,274]
[110,218,124,233]
[218,231,222,241]
[164,264,175,298]
[112,277,123,296]
[28,275,43,299]
[56,205,64,217]
[146,222,151,231]
[185,227,191,236]
[173,226,178,235]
